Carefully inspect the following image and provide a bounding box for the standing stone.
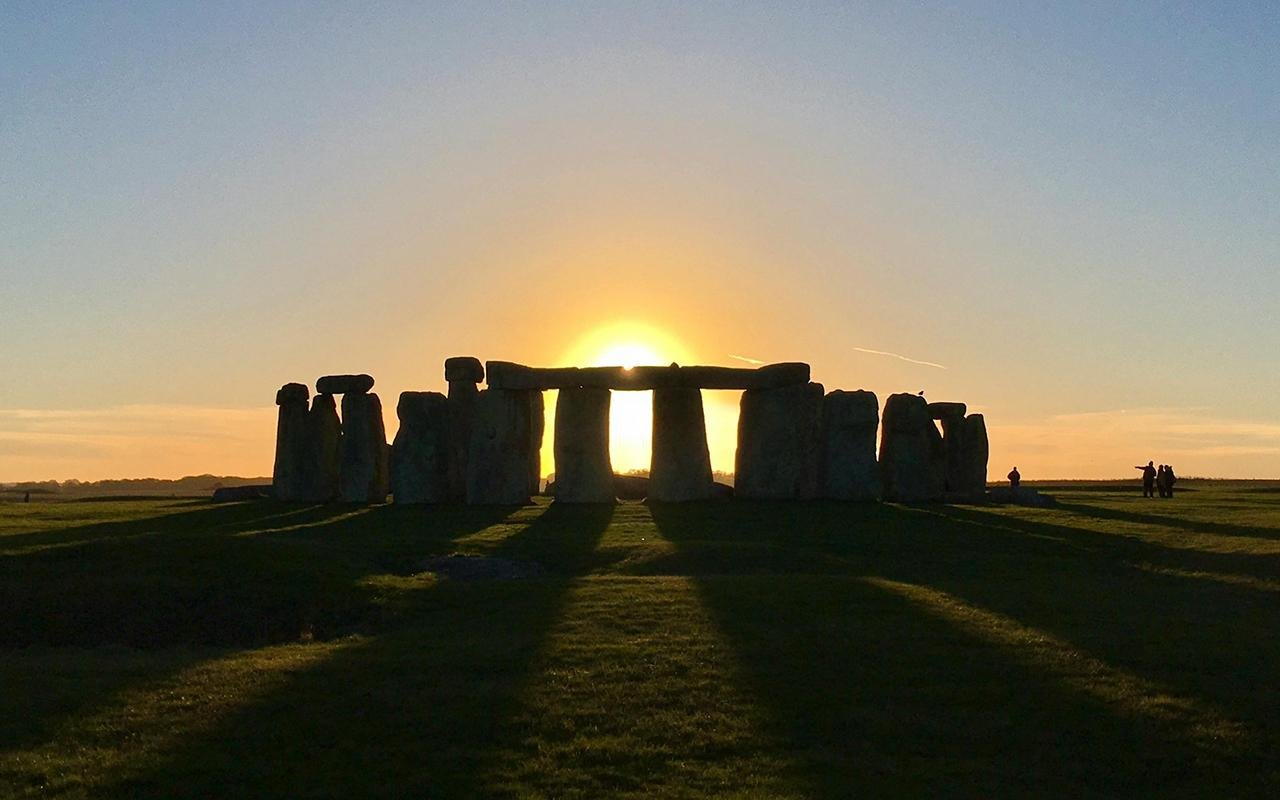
[553,387,614,503]
[528,391,545,496]
[306,393,343,502]
[734,383,824,500]
[445,357,484,501]
[340,392,389,503]
[466,389,535,504]
[273,383,311,501]
[879,393,942,502]
[959,414,989,497]
[391,392,450,504]
[934,403,970,495]
[650,387,714,502]
[822,390,880,501]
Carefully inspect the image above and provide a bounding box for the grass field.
[2,483,1278,797]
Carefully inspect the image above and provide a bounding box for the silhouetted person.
[1156,465,1168,497]
[1135,461,1157,497]
[23,491,30,503]
[1165,465,1177,498]
[1007,466,1020,489]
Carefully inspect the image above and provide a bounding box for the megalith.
[306,393,343,502]
[650,387,714,502]
[959,414,988,497]
[822,390,880,501]
[734,382,824,500]
[445,357,483,501]
[340,392,389,503]
[552,387,614,503]
[273,383,311,502]
[528,390,545,496]
[879,393,941,502]
[391,391,450,504]
[466,389,535,504]
[317,374,375,395]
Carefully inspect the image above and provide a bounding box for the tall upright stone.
[445,357,483,501]
[340,392,389,503]
[391,391,450,504]
[466,389,535,504]
[273,383,311,501]
[879,393,941,502]
[306,393,343,502]
[553,387,614,503]
[735,383,824,500]
[822,390,880,501]
[959,414,989,497]
[650,387,714,502]
[528,390,545,496]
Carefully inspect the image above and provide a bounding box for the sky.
[2,1,1278,481]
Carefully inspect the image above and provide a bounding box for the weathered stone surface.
[879,393,941,502]
[340,392,389,503]
[988,485,1054,507]
[316,374,374,395]
[734,383,824,499]
[926,401,967,420]
[391,391,450,504]
[272,384,311,501]
[446,381,479,501]
[276,382,309,406]
[486,361,810,391]
[466,389,535,504]
[306,393,343,502]
[614,474,649,500]
[528,391,545,496]
[650,387,715,502]
[444,357,484,383]
[822,390,880,501]
[553,387,614,503]
[960,413,988,496]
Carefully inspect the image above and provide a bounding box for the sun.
[549,322,695,474]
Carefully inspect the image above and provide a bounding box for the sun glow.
[547,323,695,475]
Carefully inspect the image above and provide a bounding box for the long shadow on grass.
[649,501,1272,796]
[90,502,615,798]
[0,500,518,757]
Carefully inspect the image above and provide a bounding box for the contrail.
[727,354,766,365]
[852,347,947,370]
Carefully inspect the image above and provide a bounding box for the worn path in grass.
[1,484,1278,797]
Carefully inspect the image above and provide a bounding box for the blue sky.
[2,2,1278,479]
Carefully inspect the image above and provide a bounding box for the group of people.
[1134,461,1177,498]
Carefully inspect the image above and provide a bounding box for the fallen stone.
[316,374,374,395]
[822,390,880,501]
[340,392,389,503]
[553,387,614,503]
[306,393,343,502]
[614,474,649,500]
[272,383,312,502]
[444,357,484,383]
[391,391,450,504]
[466,389,535,504]
[212,484,273,502]
[926,401,967,420]
[879,393,941,502]
[988,485,1055,507]
[735,382,824,499]
[650,387,715,502]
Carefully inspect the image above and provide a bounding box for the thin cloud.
[851,346,947,370]
[727,354,765,366]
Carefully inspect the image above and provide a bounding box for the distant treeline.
[0,475,270,499]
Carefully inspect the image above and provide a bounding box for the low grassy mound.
[2,483,1278,797]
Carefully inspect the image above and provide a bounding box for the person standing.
[1156,465,1168,497]
[1007,466,1021,489]
[1165,465,1177,498]
[1134,461,1157,498]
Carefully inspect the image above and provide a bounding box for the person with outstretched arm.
[1134,461,1157,498]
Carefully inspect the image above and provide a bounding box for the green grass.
[2,483,1279,797]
